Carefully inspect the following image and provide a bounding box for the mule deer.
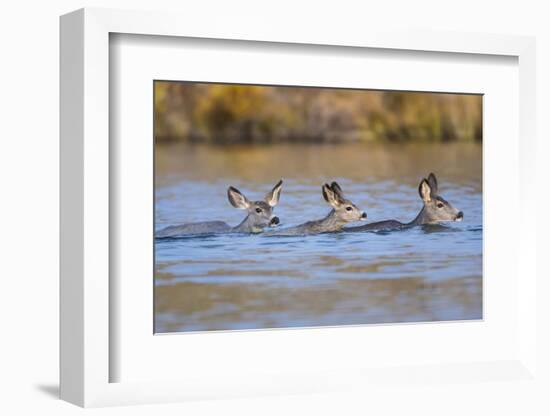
[345,173,463,232]
[268,182,366,236]
[155,180,283,237]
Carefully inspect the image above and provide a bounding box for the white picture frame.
[60,7,537,407]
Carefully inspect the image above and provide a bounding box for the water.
[155,142,482,333]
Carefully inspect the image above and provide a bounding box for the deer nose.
[361,212,367,219]
[270,216,280,226]
[456,211,464,221]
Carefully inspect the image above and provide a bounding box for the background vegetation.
[154,81,482,144]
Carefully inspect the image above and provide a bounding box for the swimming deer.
[267,182,367,236]
[155,180,283,237]
[345,173,463,232]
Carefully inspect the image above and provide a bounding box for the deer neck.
[407,206,430,226]
[317,209,346,232]
[232,215,263,234]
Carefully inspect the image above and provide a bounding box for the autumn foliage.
[154,81,482,144]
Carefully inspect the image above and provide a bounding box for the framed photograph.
[60,8,538,407]
[153,80,482,333]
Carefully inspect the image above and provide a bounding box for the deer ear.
[265,179,283,207]
[322,184,332,203]
[330,182,345,202]
[427,173,438,195]
[322,183,340,208]
[330,182,344,198]
[418,179,433,202]
[227,186,250,209]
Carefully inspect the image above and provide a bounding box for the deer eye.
[437,202,444,208]
[345,206,352,211]
[255,207,262,213]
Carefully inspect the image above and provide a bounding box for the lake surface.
[155,142,482,333]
